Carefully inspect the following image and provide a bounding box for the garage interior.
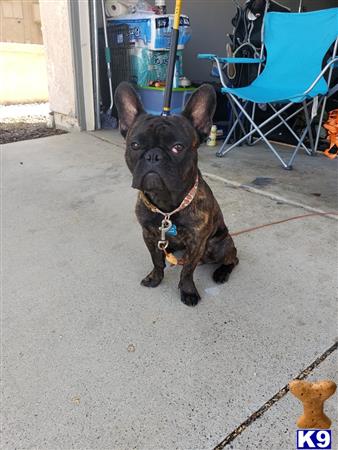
[90,0,338,134]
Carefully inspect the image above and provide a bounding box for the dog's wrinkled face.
[123,114,199,193]
[115,82,216,195]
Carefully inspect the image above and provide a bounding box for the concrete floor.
[2,131,338,449]
[95,129,338,212]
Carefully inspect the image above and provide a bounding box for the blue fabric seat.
[222,9,338,104]
[221,82,328,104]
[198,8,338,168]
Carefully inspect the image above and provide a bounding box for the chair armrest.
[218,57,264,64]
[197,54,264,64]
[328,56,338,68]
[197,54,264,89]
[303,57,338,96]
[197,53,217,60]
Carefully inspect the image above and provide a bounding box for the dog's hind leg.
[213,260,237,284]
[211,234,238,284]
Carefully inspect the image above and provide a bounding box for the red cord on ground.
[231,211,338,237]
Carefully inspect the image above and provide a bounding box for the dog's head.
[114,82,216,196]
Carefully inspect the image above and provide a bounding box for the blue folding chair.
[198,8,338,169]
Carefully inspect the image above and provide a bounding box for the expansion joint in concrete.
[213,341,338,449]
[203,173,338,220]
[90,132,125,150]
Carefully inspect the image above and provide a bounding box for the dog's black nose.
[144,149,162,165]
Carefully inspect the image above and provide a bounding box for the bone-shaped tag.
[289,379,336,429]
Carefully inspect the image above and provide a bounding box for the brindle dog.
[115,82,238,306]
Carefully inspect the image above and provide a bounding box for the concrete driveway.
[2,131,337,449]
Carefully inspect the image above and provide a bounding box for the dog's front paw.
[180,289,201,307]
[141,269,164,288]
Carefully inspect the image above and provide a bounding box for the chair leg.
[269,103,311,155]
[287,126,308,169]
[313,95,327,153]
[252,100,313,149]
[246,102,257,146]
[303,100,315,155]
[217,100,249,157]
[223,94,290,168]
[229,98,249,137]
[217,109,243,156]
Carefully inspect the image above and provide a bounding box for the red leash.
[231,211,338,237]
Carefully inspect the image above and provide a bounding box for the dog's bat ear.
[115,82,145,138]
[182,84,216,142]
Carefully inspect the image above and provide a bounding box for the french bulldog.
[115,82,238,306]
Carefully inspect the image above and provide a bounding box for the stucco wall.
[39,0,76,122]
[0,42,48,104]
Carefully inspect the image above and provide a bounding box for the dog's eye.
[131,142,140,150]
[171,144,184,154]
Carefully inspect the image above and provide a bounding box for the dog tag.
[166,252,178,266]
[166,224,177,237]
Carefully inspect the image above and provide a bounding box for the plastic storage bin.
[136,87,195,115]
[109,13,191,50]
[130,48,183,86]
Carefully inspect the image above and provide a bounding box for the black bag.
[226,0,290,88]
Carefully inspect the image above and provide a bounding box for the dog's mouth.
[132,171,165,192]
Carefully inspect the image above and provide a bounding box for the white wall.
[39,0,78,128]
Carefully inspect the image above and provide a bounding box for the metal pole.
[100,0,114,112]
[92,0,101,129]
[313,37,338,153]
[246,0,269,144]
[162,0,182,116]
[68,0,86,130]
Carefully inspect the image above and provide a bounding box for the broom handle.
[162,0,183,116]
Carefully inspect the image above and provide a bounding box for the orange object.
[289,380,337,429]
[323,109,338,159]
